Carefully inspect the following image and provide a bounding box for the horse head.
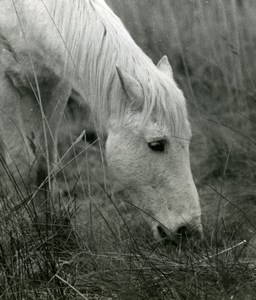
[106,56,202,245]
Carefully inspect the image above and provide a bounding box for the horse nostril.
[156,224,203,246]
[176,224,203,243]
[176,225,192,239]
[157,225,168,240]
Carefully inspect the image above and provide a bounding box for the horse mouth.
[156,224,204,248]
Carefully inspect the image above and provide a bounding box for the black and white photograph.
[0,0,255,299]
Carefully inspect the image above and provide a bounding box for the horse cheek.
[106,132,148,187]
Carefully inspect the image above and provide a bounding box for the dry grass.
[1,0,256,299]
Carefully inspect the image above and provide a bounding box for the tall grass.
[1,0,256,299]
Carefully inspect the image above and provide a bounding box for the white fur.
[0,0,202,240]
[0,0,186,132]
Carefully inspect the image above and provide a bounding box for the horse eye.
[148,140,166,152]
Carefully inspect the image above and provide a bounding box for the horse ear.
[116,67,144,110]
[157,55,173,78]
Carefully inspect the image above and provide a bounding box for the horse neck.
[1,0,158,131]
[46,0,157,131]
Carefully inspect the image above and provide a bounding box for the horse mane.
[2,0,188,135]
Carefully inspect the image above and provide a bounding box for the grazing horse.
[0,0,202,242]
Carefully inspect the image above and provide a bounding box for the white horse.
[0,0,202,243]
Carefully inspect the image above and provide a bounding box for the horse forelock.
[136,70,188,137]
